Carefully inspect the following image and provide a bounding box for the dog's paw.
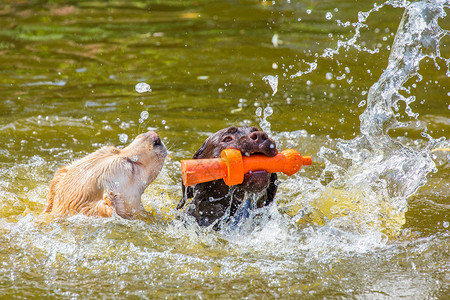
[96,192,119,217]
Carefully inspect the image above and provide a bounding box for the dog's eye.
[126,155,139,164]
[125,157,136,174]
[222,136,233,143]
[228,127,238,134]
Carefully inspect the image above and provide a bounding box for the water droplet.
[140,111,149,120]
[119,133,128,143]
[272,34,279,47]
[259,119,271,134]
[298,209,305,218]
[358,100,366,107]
[135,82,152,93]
[444,221,449,228]
[255,107,262,117]
[325,12,333,20]
[262,75,278,96]
[326,72,333,80]
[264,105,273,117]
[330,205,340,214]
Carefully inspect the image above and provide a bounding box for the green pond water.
[0,0,449,298]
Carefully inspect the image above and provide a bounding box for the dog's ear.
[265,173,278,206]
[177,182,194,209]
[193,140,209,159]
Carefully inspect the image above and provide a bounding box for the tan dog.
[44,131,167,219]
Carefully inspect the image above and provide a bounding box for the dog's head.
[118,130,167,188]
[46,131,167,219]
[179,126,279,218]
[88,131,167,195]
[192,126,278,192]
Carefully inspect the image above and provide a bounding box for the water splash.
[290,60,317,79]
[262,75,278,95]
[361,0,450,139]
[322,0,410,59]
[256,105,274,134]
[287,0,450,236]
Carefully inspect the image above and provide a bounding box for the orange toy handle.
[181,149,312,186]
[242,149,312,176]
[181,157,227,187]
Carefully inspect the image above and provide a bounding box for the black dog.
[177,126,278,228]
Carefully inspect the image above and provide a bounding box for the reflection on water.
[0,0,448,298]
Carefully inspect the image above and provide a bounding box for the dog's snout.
[249,131,268,143]
[153,135,162,146]
[143,131,162,145]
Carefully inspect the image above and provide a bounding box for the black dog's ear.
[177,182,194,209]
[193,140,209,159]
[265,173,278,206]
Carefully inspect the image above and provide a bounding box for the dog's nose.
[144,131,162,145]
[153,135,161,145]
[249,131,268,144]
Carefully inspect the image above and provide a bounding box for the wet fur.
[44,131,166,219]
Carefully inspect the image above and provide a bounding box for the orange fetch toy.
[181,149,312,186]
